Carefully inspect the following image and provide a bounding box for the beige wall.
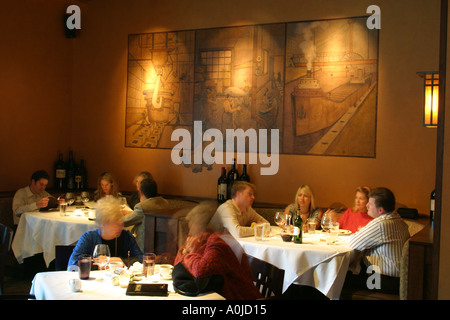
[0,0,73,189]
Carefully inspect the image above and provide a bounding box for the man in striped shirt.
[343,187,409,296]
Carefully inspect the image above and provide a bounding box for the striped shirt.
[348,211,409,277]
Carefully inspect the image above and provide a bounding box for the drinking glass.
[78,254,92,280]
[93,244,111,280]
[307,218,316,234]
[274,212,286,231]
[118,197,127,211]
[321,212,332,232]
[143,253,156,278]
[285,213,293,233]
[65,193,75,206]
[81,192,90,207]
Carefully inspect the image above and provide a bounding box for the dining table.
[30,269,225,300]
[12,204,97,267]
[237,227,356,300]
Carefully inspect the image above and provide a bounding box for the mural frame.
[125,16,378,158]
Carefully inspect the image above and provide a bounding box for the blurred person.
[129,171,154,209]
[283,185,323,231]
[209,181,269,238]
[342,187,410,297]
[123,178,169,251]
[94,172,121,201]
[12,170,53,225]
[174,201,262,300]
[337,186,373,233]
[68,196,142,267]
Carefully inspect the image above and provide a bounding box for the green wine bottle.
[294,210,303,244]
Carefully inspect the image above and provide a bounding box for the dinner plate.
[338,229,352,235]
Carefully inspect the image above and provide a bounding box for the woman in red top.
[174,202,261,300]
[338,186,373,233]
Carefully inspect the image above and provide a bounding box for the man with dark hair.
[342,187,410,297]
[12,170,52,225]
[123,178,169,251]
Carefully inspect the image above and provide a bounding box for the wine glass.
[274,212,286,231]
[81,191,90,207]
[321,211,332,232]
[93,244,111,280]
[65,193,75,206]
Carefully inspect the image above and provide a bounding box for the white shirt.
[12,186,51,225]
[209,199,269,238]
[348,211,409,277]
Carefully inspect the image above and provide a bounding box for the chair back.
[55,245,75,271]
[247,255,285,298]
[399,239,410,300]
[0,224,13,295]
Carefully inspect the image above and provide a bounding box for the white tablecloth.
[30,271,225,300]
[238,228,355,299]
[12,208,97,266]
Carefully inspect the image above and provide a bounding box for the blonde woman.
[283,185,323,231]
[67,196,142,267]
[94,172,121,201]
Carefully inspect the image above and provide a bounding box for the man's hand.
[36,196,49,208]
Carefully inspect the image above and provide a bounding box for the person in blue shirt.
[68,196,142,268]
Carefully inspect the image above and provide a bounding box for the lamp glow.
[417,71,439,127]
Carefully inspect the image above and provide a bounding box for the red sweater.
[338,208,373,233]
[175,231,262,300]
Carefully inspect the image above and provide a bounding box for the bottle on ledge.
[226,158,239,200]
[75,159,87,191]
[239,164,250,182]
[217,167,228,203]
[430,189,435,222]
[66,150,76,190]
[54,152,66,190]
[293,209,303,244]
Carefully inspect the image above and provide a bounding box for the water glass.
[327,222,340,244]
[254,223,265,241]
[143,253,156,278]
[59,201,67,216]
[307,218,316,234]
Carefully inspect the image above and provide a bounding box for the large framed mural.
[125,16,378,158]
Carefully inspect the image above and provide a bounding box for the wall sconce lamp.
[417,71,439,127]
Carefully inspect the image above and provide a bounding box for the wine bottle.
[66,150,76,190]
[239,164,250,182]
[75,159,87,190]
[293,209,303,244]
[430,189,435,222]
[54,152,66,190]
[217,167,228,203]
[226,159,239,199]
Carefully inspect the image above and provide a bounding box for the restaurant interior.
[1,0,450,300]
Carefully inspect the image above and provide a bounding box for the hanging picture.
[125,16,378,158]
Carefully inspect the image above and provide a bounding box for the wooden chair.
[0,223,13,296]
[0,223,35,299]
[247,255,285,298]
[55,245,76,271]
